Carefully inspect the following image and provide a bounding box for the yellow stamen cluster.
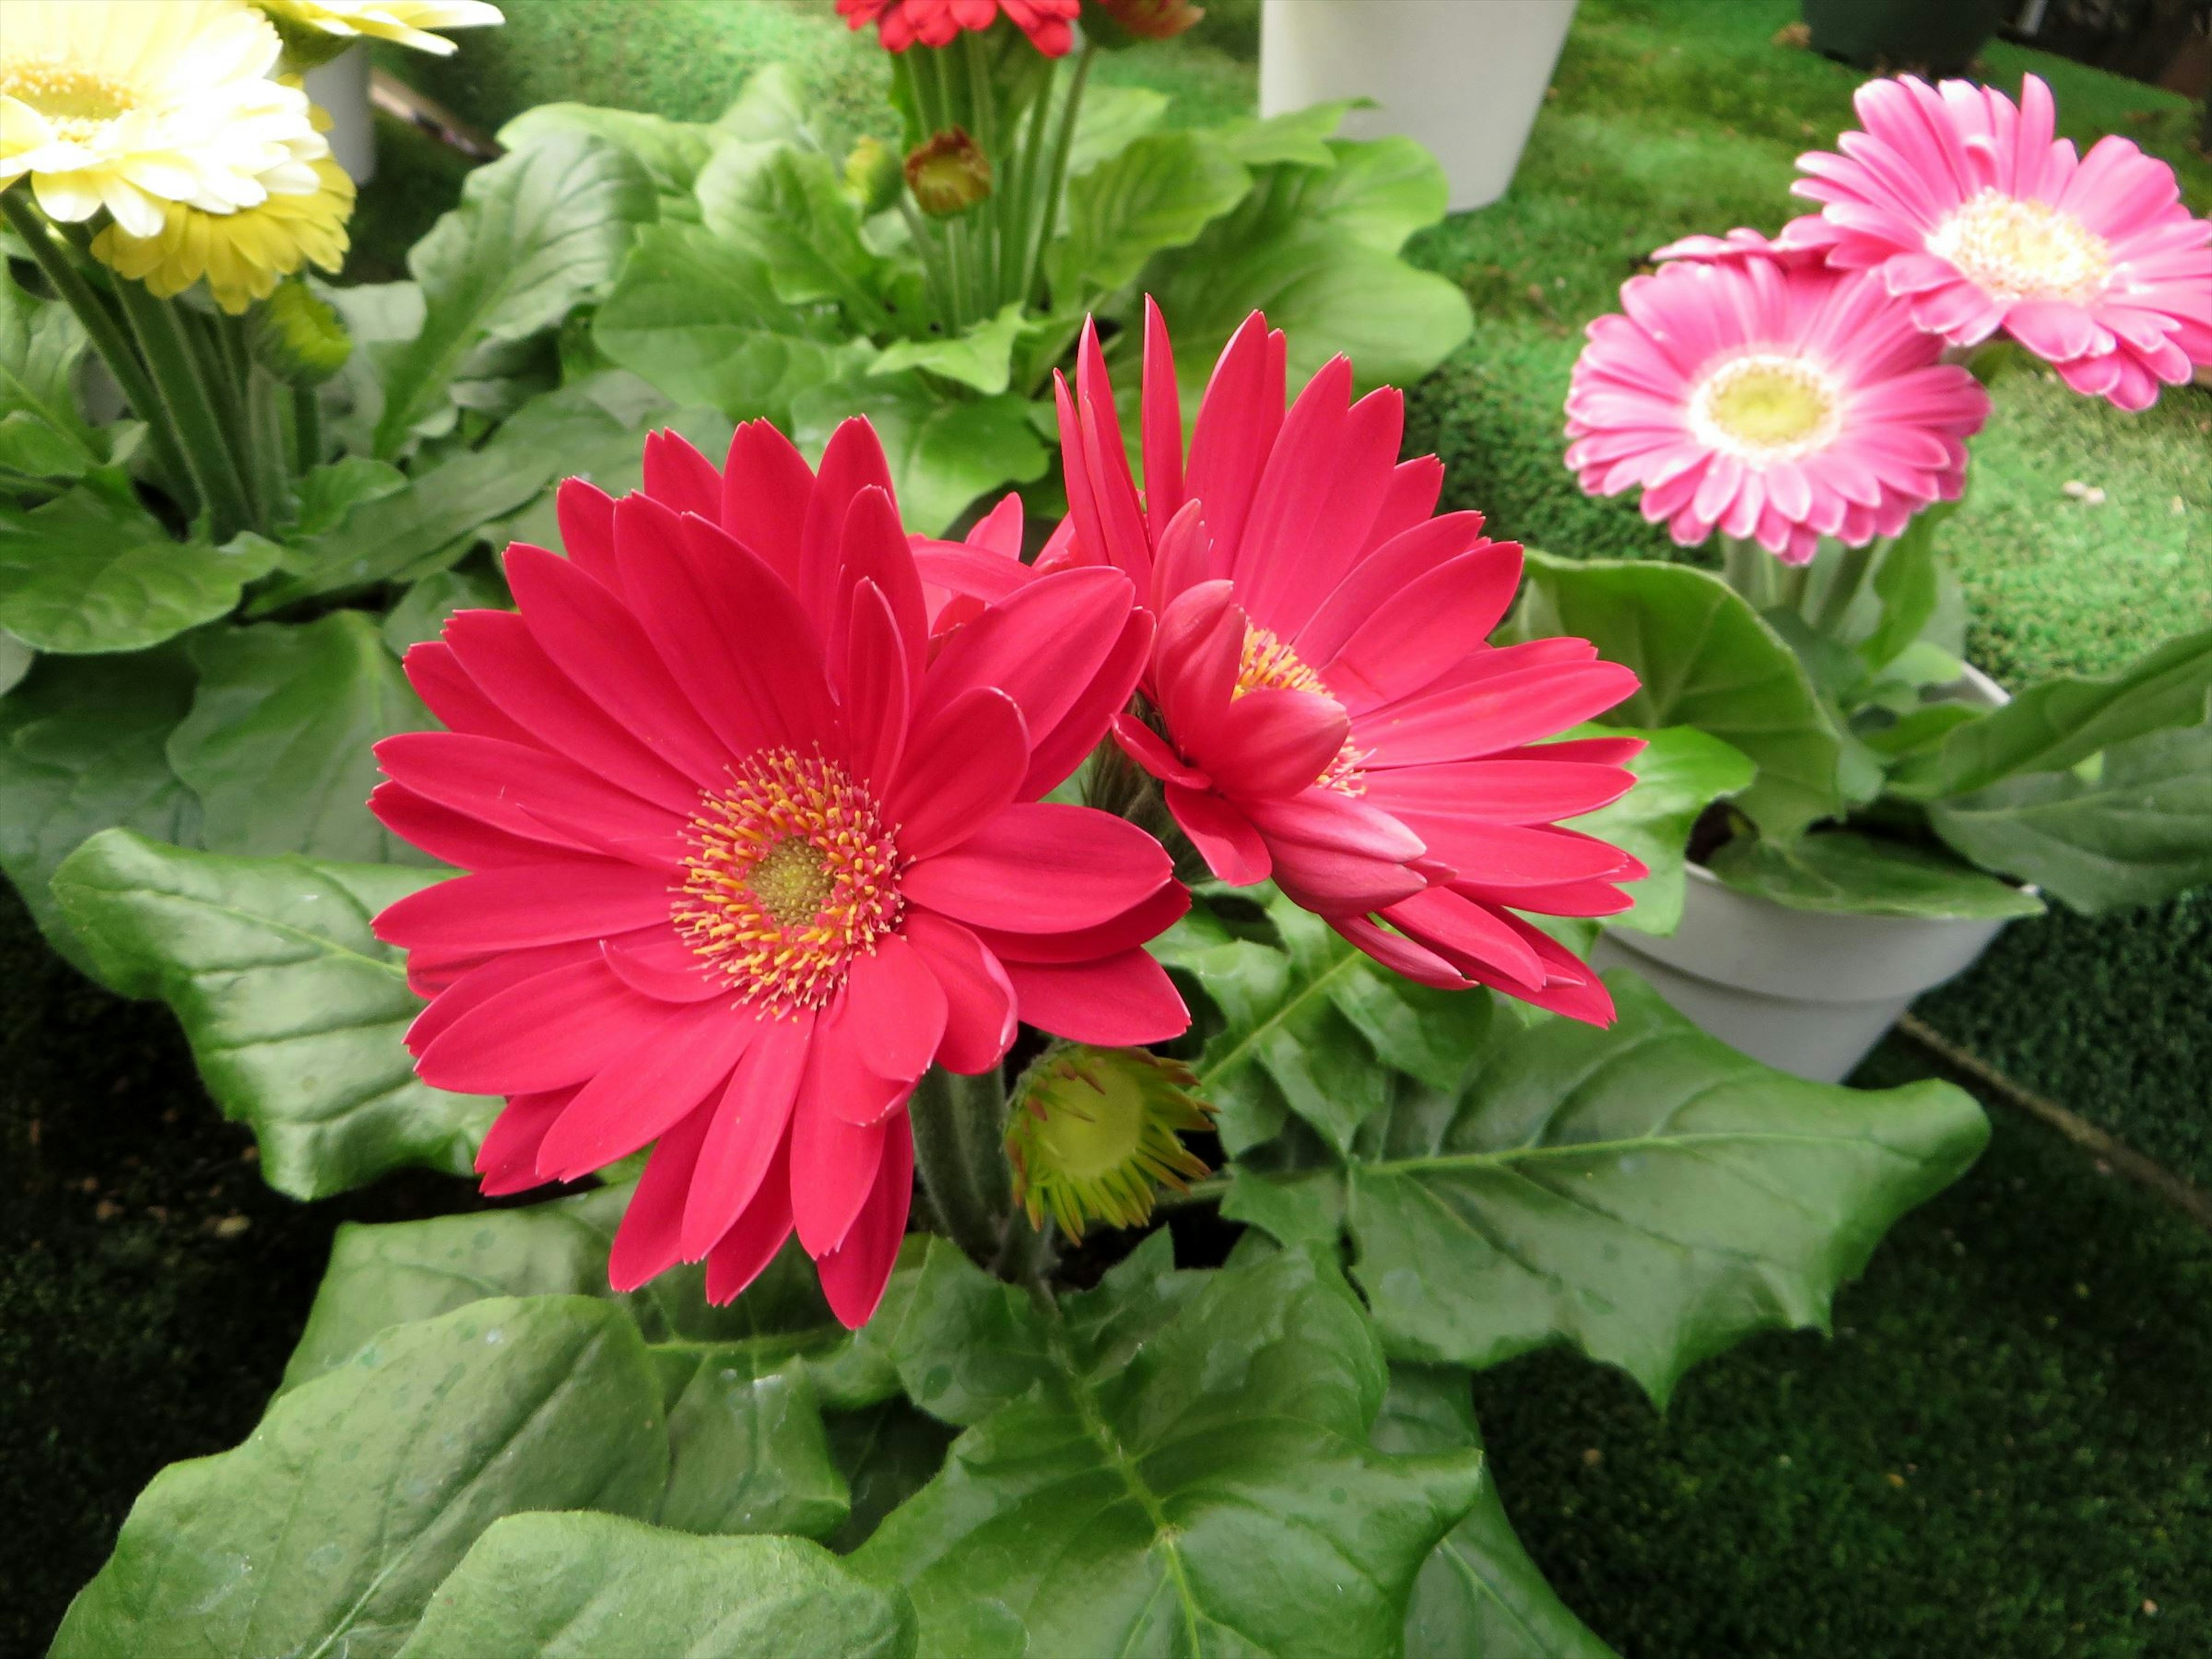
[2,65,137,142]
[1688,353,1842,463]
[675,749,902,1012]
[1926,188,2112,307]
[1235,623,1366,794]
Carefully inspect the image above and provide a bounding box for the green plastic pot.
[1801,0,2005,76]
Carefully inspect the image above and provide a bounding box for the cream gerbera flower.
[0,0,326,237]
[255,0,504,58]
[92,153,352,312]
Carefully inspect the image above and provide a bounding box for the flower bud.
[1088,0,1205,44]
[1005,1044,1213,1241]
[844,135,904,215]
[247,279,354,385]
[904,127,993,218]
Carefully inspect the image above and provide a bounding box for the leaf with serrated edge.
[856,1242,1484,1659]
[1332,971,1987,1404]
[51,828,495,1198]
[51,1297,668,1659]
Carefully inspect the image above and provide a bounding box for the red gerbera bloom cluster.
[836,0,1080,55]
[371,421,1183,1327]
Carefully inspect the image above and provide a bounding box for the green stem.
[2,192,197,515]
[245,367,290,530]
[964,28,1001,304]
[109,279,253,540]
[291,381,322,475]
[1719,533,1764,604]
[1812,537,1877,635]
[1026,43,1095,310]
[183,312,248,512]
[910,1065,1014,1268]
[1007,58,1056,312]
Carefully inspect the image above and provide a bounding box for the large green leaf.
[1155,887,1499,1156]
[825,1402,960,1555]
[375,134,657,455]
[50,829,496,1198]
[1516,554,1846,840]
[1706,828,2044,921]
[397,1514,915,1659]
[52,1297,668,1659]
[1929,714,2212,912]
[1374,1367,1615,1659]
[1569,724,1754,936]
[1207,101,1359,168]
[0,482,279,652]
[653,1344,851,1538]
[596,221,867,425]
[1234,136,1449,255]
[1892,627,2212,800]
[0,646,199,974]
[870,302,1031,397]
[381,564,510,655]
[169,611,433,862]
[1048,131,1251,298]
[1275,971,1990,1405]
[698,141,892,313]
[1065,84,1172,177]
[0,274,98,478]
[855,1241,1485,1659]
[499,104,725,199]
[790,372,1048,537]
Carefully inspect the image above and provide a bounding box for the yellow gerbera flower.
[92,153,352,313]
[0,1,327,237]
[255,0,504,58]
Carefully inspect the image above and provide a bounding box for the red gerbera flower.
[964,304,1645,1023]
[369,420,1185,1326]
[836,0,1080,55]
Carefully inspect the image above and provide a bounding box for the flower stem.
[1025,42,1095,309]
[1,191,197,516]
[245,366,291,531]
[910,1064,1014,1268]
[1007,57,1056,311]
[291,381,322,475]
[1812,537,1877,635]
[109,279,254,540]
[1719,533,1764,604]
[964,29,1001,303]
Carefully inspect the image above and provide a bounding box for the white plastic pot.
[1592,667,2018,1084]
[305,47,376,184]
[1258,0,1580,212]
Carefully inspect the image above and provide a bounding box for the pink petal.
[902,803,1173,931]
[789,1038,891,1255]
[556,479,623,593]
[847,934,948,1088]
[369,781,567,871]
[642,429,723,518]
[1023,607,1154,799]
[1195,687,1350,801]
[1113,712,1210,789]
[681,1012,812,1260]
[816,1119,914,1328]
[1243,791,1427,912]
[968,881,1190,964]
[719,420,817,585]
[796,418,897,630]
[842,581,910,793]
[1140,296,1185,543]
[887,687,1029,860]
[1165,783,1271,885]
[901,910,1017,1075]
[606,1097,715,1291]
[375,732,678,863]
[535,1002,764,1180]
[704,1134,796,1303]
[1003,949,1191,1046]
[1359,662,1641,766]
[1321,546,1526,711]
[375,860,674,955]
[403,641,536,747]
[475,1089,572,1196]
[414,957,668,1095]
[600,933,722,1003]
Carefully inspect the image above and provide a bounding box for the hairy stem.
[111,279,253,540]
[910,1064,1014,1268]
[291,381,323,474]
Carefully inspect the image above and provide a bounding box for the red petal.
[556,479,623,593]
[789,1036,891,1256]
[1141,295,1184,543]
[1329,914,1472,990]
[1165,783,1271,885]
[887,687,1029,860]
[369,782,563,871]
[902,803,1173,931]
[1359,662,1641,766]
[1024,607,1153,799]
[1196,687,1350,800]
[1382,887,1547,993]
[642,429,723,518]
[847,935,947,1088]
[407,938,607,1055]
[1003,950,1191,1045]
[900,911,1016,1074]
[607,1096,715,1291]
[719,421,816,585]
[796,418,896,630]
[376,861,672,955]
[843,581,911,793]
[1321,546,1525,711]
[403,641,536,747]
[816,1121,914,1329]
[1113,711,1209,788]
[830,486,928,689]
[681,1012,812,1260]
[703,1141,797,1305]
[535,1002,763,1180]
[968,880,1189,964]
[474,1089,572,1196]
[375,731,678,863]
[600,933,721,1003]
[1243,791,1427,912]
[415,958,669,1095]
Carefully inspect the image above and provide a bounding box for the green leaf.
[0,273,97,478]
[0,483,279,653]
[596,221,867,426]
[850,1236,1056,1427]
[0,627,28,694]
[293,454,408,537]
[714,63,816,147]
[1048,131,1251,298]
[698,142,891,314]
[396,1513,915,1659]
[50,828,497,1198]
[1252,136,1450,255]
[870,302,1031,397]
[169,612,434,862]
[1893,627,2212,800]
[855,1244,1485,1659]
[52,1297,669,1659]
[1325,971,1988,1404]
[790,372,1048,537]
[382,563,510,654]
[1707,828,2044,920]
[1209,100,1359,168]
[824,1402,959,1555]
[1569,725,1754,936]
[1374,1367,1615,1659]
[1857,510,1945,673]
[499,103,725,199]
[1155,887,1498,1156]
[1928,714,2212,912]
[250,443,551,612]
[376,134,657,456]
[1065,84,1171,177]
[653,1346,851,1539]
[1516,554,1846,840]
[0,647,200,975]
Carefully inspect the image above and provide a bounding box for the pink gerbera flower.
[836,0,1080,54]
[1566,249,1991,563]
[1012,302,1646,1024]
[1790,73,2212,411]
[369,420,1185,1327]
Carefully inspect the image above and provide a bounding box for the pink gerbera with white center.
[1566,247,1991,563]
[835,0,1080,54]
[972,302,1646,1023]
[369,419,1185,1327]
[1789,73,2212,411]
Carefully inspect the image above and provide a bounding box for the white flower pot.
[305,47,377,184]
[1592,666,2018,1084]
[1257,0,1579,212]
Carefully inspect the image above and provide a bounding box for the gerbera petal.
[790,1036,892,1256]
[903,803,1173,931]
[475,1089,573,1197]
[607,1098,717,1292]
[1002,950,1191,1046]
[1242,791,1429,912]
[968,881,1190,964]
[901,910,1017,1075]
[536,1002,764,1180]
[704,1143,797,1304]
[1165,783,1272,885]
[816,1121,914,1328]
[414,957,669,1096]
[846,935,948,1088]
[375,861,674,955]
[887,687,1029,859]
[681,1012,813,1260]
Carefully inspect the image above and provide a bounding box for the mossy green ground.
[10,2,2210,1652]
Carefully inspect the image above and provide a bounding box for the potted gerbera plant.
[1546,71,2212,1081]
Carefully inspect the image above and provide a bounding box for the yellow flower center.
[1,61,139,142]
[1925,189,2112,307]
[1235,624,1366,794]
[675,750,902,1012]
[1687,354,1842,463]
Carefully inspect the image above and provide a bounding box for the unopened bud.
[844,134,904,215]
[904,127,992,217]
[1005,1045,1213,1241]
[1090,0,1206,43]
[247,279,353,385]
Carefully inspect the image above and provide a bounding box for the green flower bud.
[247,279,353,386]
[844,135,904,215]
[1006,1045,1213,1242]
[904,127,993,218]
